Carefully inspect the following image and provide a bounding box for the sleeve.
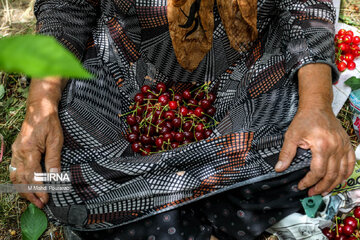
[276,0,339,83]
[34,0,100,60]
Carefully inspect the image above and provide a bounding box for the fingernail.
[275,161,283,170]
[49,168,59,173]
[322,192,329,196]
[298,185,305,191]
[39,197,45,204]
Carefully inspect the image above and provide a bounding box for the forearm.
[297,63,333,112]
[27,77,68,111]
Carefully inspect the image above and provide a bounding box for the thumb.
[276,135,298,172]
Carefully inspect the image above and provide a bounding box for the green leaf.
[0,84,5,100]
[345,76,360,91]
[21,204,48,240]
[0,35,93,79]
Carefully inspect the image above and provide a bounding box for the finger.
[16,170,44,208]
[298,150,328,192]
[308,153,341,196]
[346,147,356,178]
[19,151,49,207]
[323,153,348,195]
[44,131,63,173]
[276,134,298,172]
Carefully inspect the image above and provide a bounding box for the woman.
[10,0,355,239]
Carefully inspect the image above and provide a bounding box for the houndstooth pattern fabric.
[34,0,338,230]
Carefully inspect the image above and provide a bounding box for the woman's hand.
[10,77,67,208]
[275,63,356,196]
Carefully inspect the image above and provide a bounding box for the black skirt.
[75,167,308,240]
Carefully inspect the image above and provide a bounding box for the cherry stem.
[336,216,339,237]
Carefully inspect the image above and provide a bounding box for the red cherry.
[147,92,157,101]
[134,93,145,103]
[344,216,357,229]
[321,227,335,239]
[347,236,357,240]
[183,121,193,131]
[334,235,347,240]
[199,99,211,109]
[353,36,360,45]
[140,135,152,145]
[194,91,205,100]
[195,123,205,133]
[163,133,173,142]
[188,109,194,116]
[164,111,175,120]
[347,61,356,70]
[131,142,141,153]
[164,121,173,130]
[338,29,346,36]
[180,106,189,116]
[144,125,155,135]
[195,131,204,141]
[141,147,151,156]
[346,30,354,36]
[194,107,204,117]
[155,119,165,128]
[156,82,167,93]
[206,106,216,116]
[188,99,198,109]
[174,132,185,142]
[206,93,216,103]
[169,101,178,110]
[162,92,171,98]
[204,129,213,138]
[158,94,170,105]
[126,115,137,126]
[353,206,360,218]
[145,112,156,123]
[183,139,192,145]
[154,110,163,119]
[201,116,208,122]
[127,133,138,143]
[343,34,353,44]
[155,137,164,148]
[337,61,347,72]
[131,125,140,134]
[160,126,171,134]
[182,89,192,100]
[338,43,349,52]
[171,142,179,149]
[135,115,142,123]
[172,117,181,128]
[141,85,151,94]
[174,94,183,102]
[135,106,144,115]
[184,131,194,140]
[338,224,344,235]
[342,225,354,236]
[344,53,355,62]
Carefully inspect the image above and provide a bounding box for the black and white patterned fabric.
[34,0,338,235]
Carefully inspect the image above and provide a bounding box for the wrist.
[27,77,67,108]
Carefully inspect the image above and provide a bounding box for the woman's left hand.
[275,63,356,196]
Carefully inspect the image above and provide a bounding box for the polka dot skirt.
[76,168,309,240]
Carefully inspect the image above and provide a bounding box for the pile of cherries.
[121,82,218,155]
[322,206,360,240]
[335,29,360,72]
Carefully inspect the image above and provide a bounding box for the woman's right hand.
[10,77,67,208]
